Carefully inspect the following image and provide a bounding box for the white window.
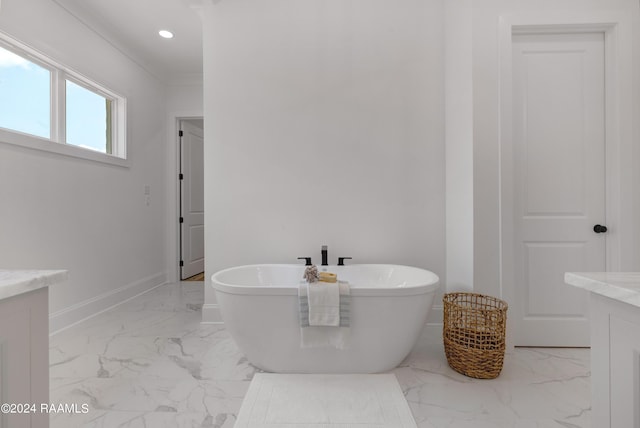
[0,34,127,165]
[0,47,51,139]
[65,79,113,154]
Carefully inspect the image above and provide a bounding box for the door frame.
[167,112,204,283]
[498,12,632,347]
[178,119,205,279]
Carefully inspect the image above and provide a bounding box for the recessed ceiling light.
[158,30,174,39]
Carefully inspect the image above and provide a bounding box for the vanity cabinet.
[0,270,67,428]
[565,272,640,428]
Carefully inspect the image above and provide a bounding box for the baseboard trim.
[201,303,223,324]
[423,304,444,344]
[422,323,443,344]
[428,304,443,323]
[49,272,168,335]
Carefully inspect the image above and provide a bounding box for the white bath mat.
[234,373,417,428]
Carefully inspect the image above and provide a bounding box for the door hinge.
[179,217,184,223]
[179,173,184,180]
[179,130,184,137]
[180,260,184,267]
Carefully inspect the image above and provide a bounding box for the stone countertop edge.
[565,272,640,309]
[0,270,68,301]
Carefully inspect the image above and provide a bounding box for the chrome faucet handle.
[337,257,352,266]
[297,257,312,266]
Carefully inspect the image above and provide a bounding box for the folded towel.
[298,281,351,349]
[308,280,340,326]
[338,281,350,327]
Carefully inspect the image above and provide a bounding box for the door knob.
[593,224,608,234]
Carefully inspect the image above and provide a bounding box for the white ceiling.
[53,0,204,84]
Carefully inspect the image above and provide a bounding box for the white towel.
[298,281,351,349]
[307,281,340,326]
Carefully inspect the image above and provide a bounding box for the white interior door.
[512,32,606,346]
[180,120,205,279]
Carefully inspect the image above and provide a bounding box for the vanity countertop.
[0,269,68,301]
[565,272,640,309]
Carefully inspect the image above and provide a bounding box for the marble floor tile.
[50,282,591,428]
[56,309,202,339]
[51,410,231,428]
[51,376,247,414]
[114,282,205,313]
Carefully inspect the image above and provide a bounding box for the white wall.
[470,0,640,303]
[444,0,473,293]
[0,0,168,332]
[202,0,446,321]
[167,83,204,115]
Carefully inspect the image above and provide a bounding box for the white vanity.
[565,272,640,428]
[0,270,67,428]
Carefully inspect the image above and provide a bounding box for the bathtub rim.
[211,263,440,297]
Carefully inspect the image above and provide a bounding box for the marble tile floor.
[49,282,591,428]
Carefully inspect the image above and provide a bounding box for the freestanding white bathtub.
[211,264,440,373]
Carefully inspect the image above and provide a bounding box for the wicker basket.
[443,292,508,379]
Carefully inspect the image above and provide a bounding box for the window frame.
[0,32,128,167]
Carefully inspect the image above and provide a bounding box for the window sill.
[0,128,130,168]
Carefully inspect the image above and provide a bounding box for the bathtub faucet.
[321,245,328,266]
[297,257,312,266]
[338,257,352,266]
